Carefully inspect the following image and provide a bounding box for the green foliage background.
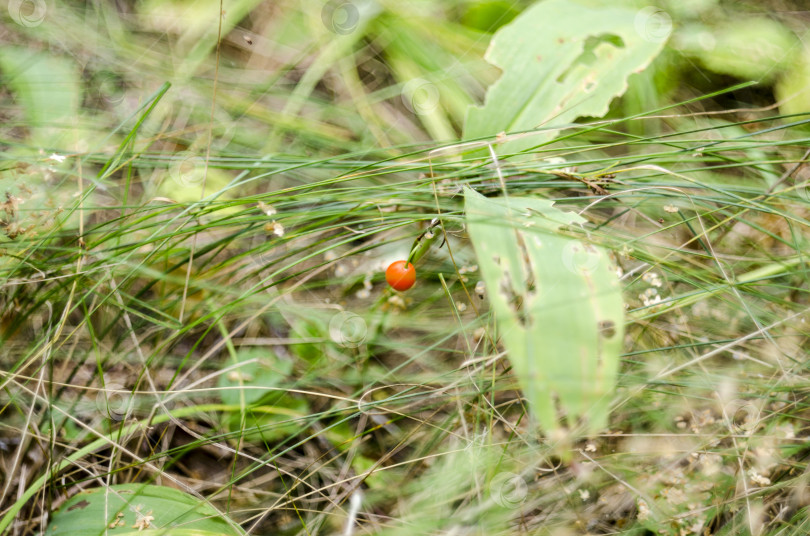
[1,1,809,535]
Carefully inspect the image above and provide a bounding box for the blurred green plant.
[45,484,245,536]
[217,347,309,442]
[1,1,809,535]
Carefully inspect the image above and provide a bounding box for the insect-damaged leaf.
[464,0,669,154]
[464,188,623,437]
[45,483,245,536]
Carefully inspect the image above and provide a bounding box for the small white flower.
[748,469,771,486]
[637,498,651,521]
[47,153,67,163]
[642,272,663,287]
[257,201,277,216]
[639,289,662,307]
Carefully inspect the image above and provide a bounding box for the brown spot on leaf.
[68,499,90,511]
[598,320,616,339]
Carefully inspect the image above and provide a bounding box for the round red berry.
[385,260,416,291]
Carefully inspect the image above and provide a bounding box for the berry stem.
[406,218,441,265]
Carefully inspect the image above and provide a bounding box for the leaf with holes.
[464,0,669,154]
[45,484,245,536]
[464,187,624,438]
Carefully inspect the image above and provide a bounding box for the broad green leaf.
[463,0,668,154]
[226,395,309,442]
[156,152,234,204]
[45,484,244,536]
[0,47,80,147]
[217,348,307,441]
[462,1,520,33]
[217,348,292,407]
[775,46,810,121]
[464,187,624,437]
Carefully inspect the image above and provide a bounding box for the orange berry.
[385,260,416,291]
